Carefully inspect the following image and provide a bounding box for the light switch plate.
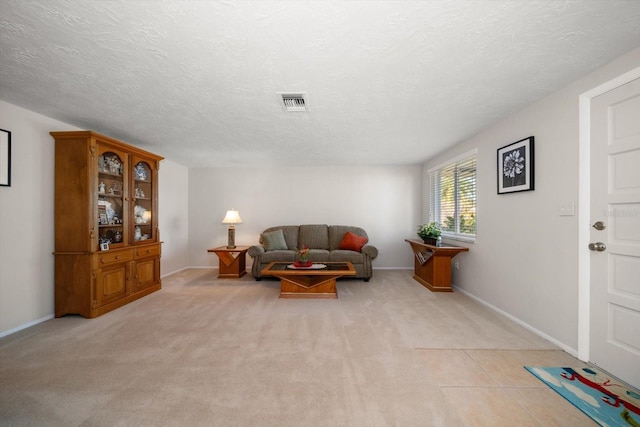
[559,202,575,216]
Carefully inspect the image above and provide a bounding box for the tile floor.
[418,349,596,426]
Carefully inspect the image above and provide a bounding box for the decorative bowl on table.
[293,260,312,268]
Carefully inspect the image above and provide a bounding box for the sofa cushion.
[329,225,368,250]
[261,229,288,251]
[329,249,365,264]
[261,250,296,263]
[339,231,368,252]
[299,224,329,250]
[307,249,330,262]
[261,226,299,250]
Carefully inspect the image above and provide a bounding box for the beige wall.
[423,47,640,354]
[188,165,422,269]
[158,160,190,276]
[0,101,77,334]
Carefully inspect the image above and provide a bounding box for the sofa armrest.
[361,245,378,259]
[248,245,265,258]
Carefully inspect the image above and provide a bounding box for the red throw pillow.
[339,232,368,252]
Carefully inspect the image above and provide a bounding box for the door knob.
[588,242,607,252]
[592,221,606,230]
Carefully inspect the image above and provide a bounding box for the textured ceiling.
[1,1,640,167]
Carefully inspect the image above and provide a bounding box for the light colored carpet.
[0,269,557,426]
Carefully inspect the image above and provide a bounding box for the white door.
[590,77,640,389]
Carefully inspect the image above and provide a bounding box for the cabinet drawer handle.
[115,255,120,259]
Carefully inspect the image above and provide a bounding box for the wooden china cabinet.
[51,131,164,318]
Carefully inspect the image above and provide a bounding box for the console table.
[405,239,469,292]
[208,246,249,278]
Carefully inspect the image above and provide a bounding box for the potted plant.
[295,245,311,267]
[417,222,442,246]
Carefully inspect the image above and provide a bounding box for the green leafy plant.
[417,222,442,240]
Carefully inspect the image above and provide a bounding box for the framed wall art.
[497,136,534,194]
[0,129,10,187]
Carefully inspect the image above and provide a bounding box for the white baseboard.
[0,314,55,339]
[453,285,579,358]
[161,266,217,278]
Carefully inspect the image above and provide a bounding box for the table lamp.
[222,209,243,249]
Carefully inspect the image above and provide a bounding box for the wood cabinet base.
[54,243,162,318]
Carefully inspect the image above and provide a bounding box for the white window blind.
[429,151,477,241]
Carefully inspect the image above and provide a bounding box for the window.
[428,150,477,241]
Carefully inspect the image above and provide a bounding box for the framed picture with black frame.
[0,129,10,187]
[497,136,534,194]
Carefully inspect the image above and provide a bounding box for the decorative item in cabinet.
[51,130,163,318]
[132,159,155,243]
[98,151,125,248]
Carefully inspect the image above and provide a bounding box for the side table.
[405,239,469,292]
[207,246,249,278]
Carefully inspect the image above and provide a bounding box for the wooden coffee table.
[260,262,356,299]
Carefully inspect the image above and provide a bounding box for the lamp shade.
[222,210,243,224]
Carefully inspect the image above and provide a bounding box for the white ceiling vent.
[278,92,308,112]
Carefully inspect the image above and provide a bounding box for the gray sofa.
[248,224,378,281]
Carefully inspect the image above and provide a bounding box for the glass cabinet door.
[131,159,155,243]
[97,150,126,249]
